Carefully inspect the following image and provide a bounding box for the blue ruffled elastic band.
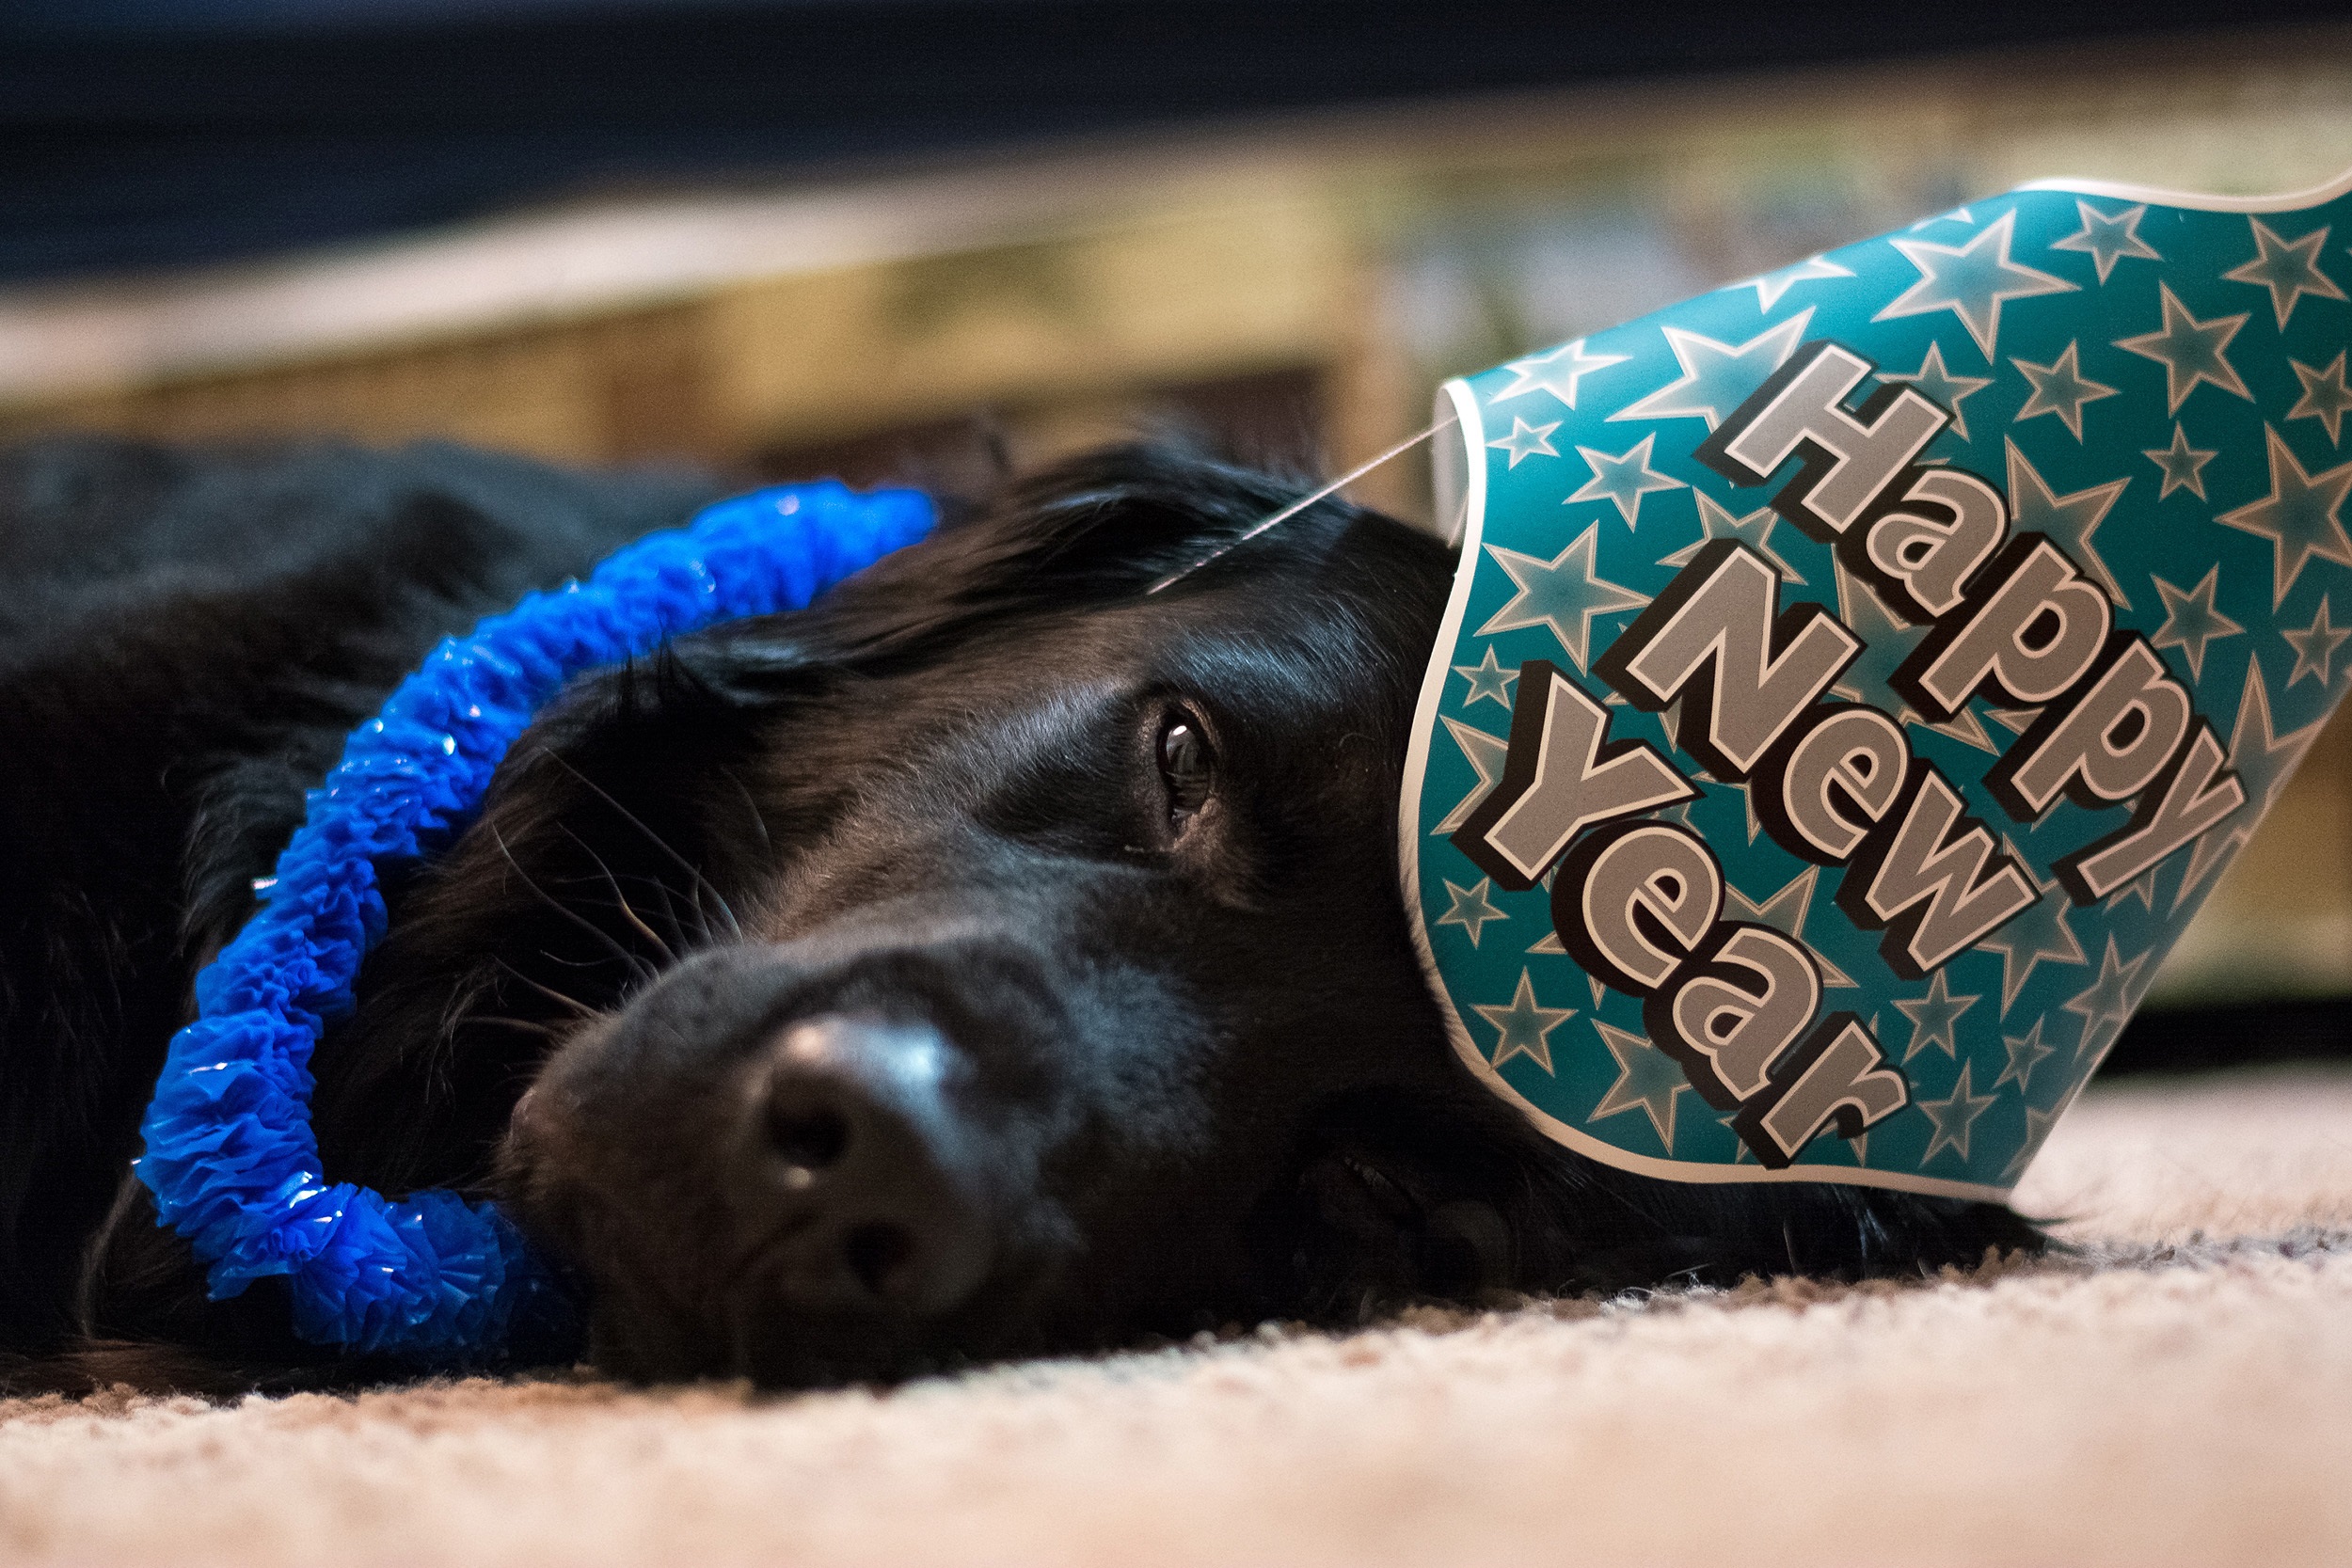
[135,482,934,1361]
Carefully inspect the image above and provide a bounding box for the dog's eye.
[1155,711,1216,828]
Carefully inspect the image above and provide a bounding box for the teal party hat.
[1405,166,2352,1199]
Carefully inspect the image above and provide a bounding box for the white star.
[2050,198,2162,283]
[1722,864,1854,988]
[1831,558,1998,751]
[1436,877,1510,948]
[1659,492,1808,586]
[1475,970,1577,1075]
[1894,968,1979,1064]
[2011,341,2120,441]
[1910,205,1976,230]
[2116,283,2252,416]
[1587,1021,1688,1150]
[2062,936,2151,1067]
[1608,311,1813,429]
[1918,1060,1999,1166]
[2150,564,2246,681]
[2006,439,2131,606]
[1432,716,1511,835]
[2221,217,2348,329]
[1565,435,1685,531]
[1994,1016,2059,1094]
[2143,422,2219,500]
[2177,657,2326,910]
[1475,524,1651,670]
[2289,352,2352,446]
[1454,645,1518,709]
[2215,425,2352,607]
[2284,596,2352,689]
[1488,416,1562,467]
[1979,842,2087,1015]
[1745,254,1855,312]
[2106,866,2160,914]
[1886,341,1995,442]
[1873,210,2076,358]
[1715,1108,1758,1165]
[2000,1100,2065,1184]
[1492,338,1631,412]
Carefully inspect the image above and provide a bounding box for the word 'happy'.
[1454,339,2247,1167]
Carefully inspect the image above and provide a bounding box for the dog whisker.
[493,958,604,1021]
[723,768,773,857]
[539,750,745,941]
[490,824,660,985]
[469,1014,568,1039]
[557,826,678,964]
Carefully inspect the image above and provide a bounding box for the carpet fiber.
[6,1068,2348,1566]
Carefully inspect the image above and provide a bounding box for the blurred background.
[6,0,2352,1064]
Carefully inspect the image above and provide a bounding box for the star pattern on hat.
[2116,282,2253,415]
[1488,416,1563,467]
[2143,422,2219,500]
[2283,596,2352,689]
[1587,1022,1688,1150]
[2177,657,2327,909]
[2220,217,2347,329]
[1873,210,2076,358]
[1431,716,1509,835]
[1608,311,1813,429]
[1475,970,1576,1075]
[2006,439,2132,606]
[1659,493,1808,586]
[1565,435,1685,530]
[1477,524,1651,669]
[2000,1101,2063,1184]
[1886,341,1995,441]
[1895,968,1979,1063]
[2012,341,2120,440]
[2106,865,2161,914]
[2150,563,2247,680]
[1994,1016,2058,1095]
[1979,843,2088,1015]
[1453,645,1519,709]
[2214,425,2352,606]
[1918,1060,1999,1166]
[1714,1108,1760,1165]
[1419,177,2352,1196]
[1723,864,1854,988]
[1745,254,1855,312]
[1492,338,1630,412]
[2288,352,2352,446]
[1436,877,1510,948]
[2051,198,2162,284]
[2062,936,2151,1066]
[1831,559,1994,750]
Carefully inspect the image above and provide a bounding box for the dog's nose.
[745,1015,993,1318]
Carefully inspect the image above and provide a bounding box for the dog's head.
[306,437,1572,1381]
[294,438,2028,1386]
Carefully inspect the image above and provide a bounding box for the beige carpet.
[6,1068,2349,1567]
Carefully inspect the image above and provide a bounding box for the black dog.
[0,433,2040,1393]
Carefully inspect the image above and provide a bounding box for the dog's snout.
[744,1016,993,1318]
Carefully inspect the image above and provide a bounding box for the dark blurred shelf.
[4,0,2348,283]
[2104,993,2352,1077]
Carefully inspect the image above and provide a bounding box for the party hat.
[1405,167,2352,1198]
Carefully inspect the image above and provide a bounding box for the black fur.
[0,433,2042,1394]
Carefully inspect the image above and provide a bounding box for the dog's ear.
[758,436,1401,665]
